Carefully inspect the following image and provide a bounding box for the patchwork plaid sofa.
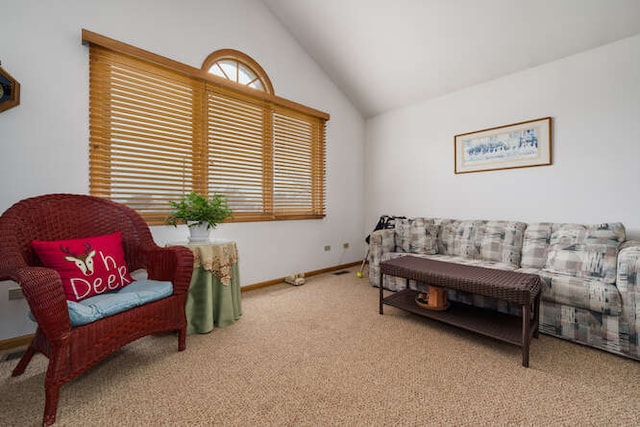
[368,218,640,361]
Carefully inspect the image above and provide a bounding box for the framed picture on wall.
[0,65,21,113]
[454,117,552,174]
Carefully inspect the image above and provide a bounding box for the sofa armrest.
[617,240,640,347]
[617,240,640,294]
[367,229,396,287]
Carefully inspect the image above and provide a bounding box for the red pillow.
[32,231,134,302]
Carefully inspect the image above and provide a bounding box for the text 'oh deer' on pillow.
[32,231,134,302]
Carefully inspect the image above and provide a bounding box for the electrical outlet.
[324,245,331,251]
[8,287,23,300]
[342,242,349,249]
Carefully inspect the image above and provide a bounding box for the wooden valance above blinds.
[82,30,329,120]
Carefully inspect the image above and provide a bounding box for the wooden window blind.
[207,86,270,220]
[273,107,325,218]
[84,29,328,225]
[89,46,203,224]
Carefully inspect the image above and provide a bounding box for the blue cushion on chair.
[66,279,173,326]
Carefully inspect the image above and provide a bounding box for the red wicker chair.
[0,194,194,426]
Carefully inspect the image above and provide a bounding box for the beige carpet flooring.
[2,266,640,426]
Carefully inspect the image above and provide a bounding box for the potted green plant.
[166,191,233,242]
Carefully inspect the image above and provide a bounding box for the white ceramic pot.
[187,221,210,243]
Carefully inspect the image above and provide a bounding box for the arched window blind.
[83,29,328,225]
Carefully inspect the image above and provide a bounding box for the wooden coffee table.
[379,256,542,367]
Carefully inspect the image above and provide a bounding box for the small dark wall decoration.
[0,64,20,113]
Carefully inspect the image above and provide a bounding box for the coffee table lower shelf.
[382,289,535,349]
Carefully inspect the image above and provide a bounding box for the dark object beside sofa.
[0,194,194,426]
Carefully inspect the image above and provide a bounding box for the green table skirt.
[185,263,242,334]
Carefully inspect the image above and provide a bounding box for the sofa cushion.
[395,218,438,254]
[519,268,622,315]
[521,223,553,269]
[32,231,134,302]
[435,219,525,267]
[478,220,526,267]
[543,223,625,284]
[66,279,173,326]
[437,219,481,259]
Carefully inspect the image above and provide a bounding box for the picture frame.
[454,117,552,174]
[0,65,21,113]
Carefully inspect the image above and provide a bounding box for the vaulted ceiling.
[263,0,640,118]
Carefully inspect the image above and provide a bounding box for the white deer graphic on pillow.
[60,243,97,276]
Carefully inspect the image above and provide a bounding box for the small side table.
[168,239,242,334]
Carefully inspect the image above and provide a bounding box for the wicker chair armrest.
[14,266,71,340]
[143,245,194,295]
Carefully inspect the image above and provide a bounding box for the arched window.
[202,49,274,94]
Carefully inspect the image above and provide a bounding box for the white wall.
[365,34,640,241]
[0,0,365,340]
